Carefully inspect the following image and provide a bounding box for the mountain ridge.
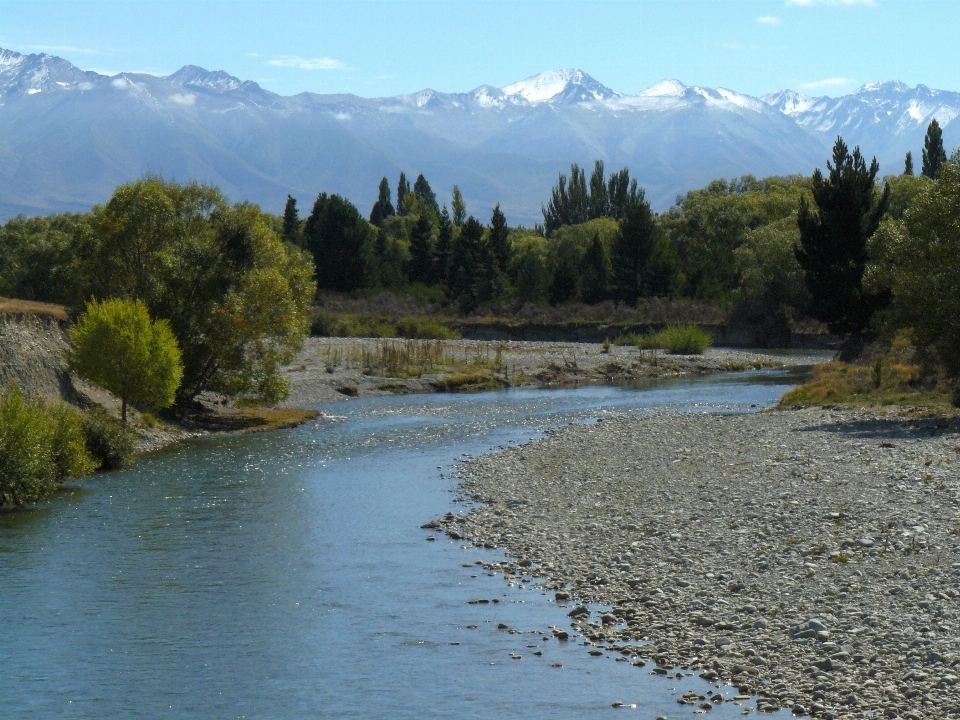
[1,47,959,223]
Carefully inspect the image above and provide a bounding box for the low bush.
[0,388,96,508]
[648,324,712,354]
[312,311,460,341]
[81,407,136,471]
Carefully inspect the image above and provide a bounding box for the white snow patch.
[716,88,766,113]
[170,93,196,106]
[639,79,688,98]
[111,77,129,89]
[334,112,350,121]
[78,82,93,91]
[27,88,41,94]
[502,69,606,103]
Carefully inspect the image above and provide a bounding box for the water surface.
[1,367,814,718]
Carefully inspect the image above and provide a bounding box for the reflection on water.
[0,368,814,719]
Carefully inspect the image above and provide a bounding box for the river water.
[1,367,815,719]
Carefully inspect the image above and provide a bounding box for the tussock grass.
[431,372,507,393]
[311,311,460,340]
[616,324,713,355]
[0,297,69,321]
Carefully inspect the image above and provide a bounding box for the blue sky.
[2,0,959,98]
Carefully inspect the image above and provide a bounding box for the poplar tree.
[795,137,890,349]
[397,172,411,214]
[282,195,300,244]
[451,186,466,227]
[922,119,947,179]
[903,151,914,176]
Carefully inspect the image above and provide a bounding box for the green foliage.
[67,177,316,404]
[867,162,960,376]
[643,324,713,355]
[370,177,395,226]
[451,185,466,227]
[413,174,439,213]
[581,232,611,304]
[904,151,914,177]
[661,174,809,302]
[796,138,890,338]
[488,204,510,272]
[70,298,183,422]
[408,212,435,284]
[611,196,657,304]
[0,388,95,508]
[305,193,375,292]
[884,174,932,220]
[448,216,485,313]
[311,311,459,340]
[542,162,642,236]
[282,195,300,244]
[922,119,947,179]
[0,213,82,303]
[80,407,136,471]
[397,172,411,214]
[508,232,551,304]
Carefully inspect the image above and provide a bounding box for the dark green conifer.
[451,186,466,227]
[413,174,439,213]
[903,151,914,176]
[433,205,453,285]
[610,191,656,305]
[448,216,483,313]
[588,160,609,219]
[370,177,395,226]
[922,119,947,179]
[581,232,610,304]
[796,136,890,349]
[408,212,434,284]
[488,204,509,272]
[282,195,300,244]
[303,193,372,292]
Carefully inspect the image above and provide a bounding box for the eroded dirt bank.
[444,407,960,719]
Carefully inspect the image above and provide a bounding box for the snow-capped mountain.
[762,81,960,171]
[0,47,956,223]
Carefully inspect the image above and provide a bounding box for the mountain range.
[2,47,960,224]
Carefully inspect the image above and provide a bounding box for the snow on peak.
[168,65,245,92]
[855,80,910,95]
[639,79,689,98]
[501,69,615,104]
[762,89,821,116]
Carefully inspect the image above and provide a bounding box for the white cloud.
[798,77,856,90]
[170,93,196,106]
[786,0,875,6]
[27,44,109,55]
[757,15,782,24]
[268,56,345,71]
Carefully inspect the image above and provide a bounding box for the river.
[1,366,816,718]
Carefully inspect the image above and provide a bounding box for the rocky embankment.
[442,407,960,719]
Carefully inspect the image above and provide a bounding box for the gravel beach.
[281,337,820,406]
[444,406,960,719]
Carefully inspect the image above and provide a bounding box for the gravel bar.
[442,406,960,719]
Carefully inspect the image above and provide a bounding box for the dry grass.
[0,297,69,321]
[321,339,510,380]
[780,359,955,411]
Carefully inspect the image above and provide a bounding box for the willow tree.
[67,178,316,405]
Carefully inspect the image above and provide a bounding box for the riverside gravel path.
[444,407,960,719]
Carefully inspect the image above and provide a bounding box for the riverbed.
[1,368,812,719]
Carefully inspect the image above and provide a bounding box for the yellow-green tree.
[69,298,183,423]
[66,178,316,405]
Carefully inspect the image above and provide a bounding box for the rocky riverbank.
[281,337,822,406]
[443,406,960,719]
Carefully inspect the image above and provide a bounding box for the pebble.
[451,407,960,719]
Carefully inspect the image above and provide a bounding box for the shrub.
[47,403,97,479]
[81,408,136,471]
[394,317,459,340]
[0,387,57,507]
[647,324,713,354]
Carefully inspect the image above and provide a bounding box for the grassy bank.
[780,353,958,412]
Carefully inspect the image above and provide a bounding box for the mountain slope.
[0,48,953,224]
